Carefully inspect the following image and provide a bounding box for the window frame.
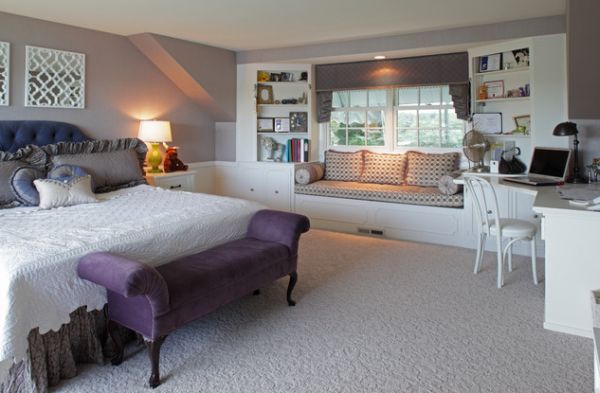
[325,85,466,154]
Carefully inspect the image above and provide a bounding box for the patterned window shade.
[315,52,469,122]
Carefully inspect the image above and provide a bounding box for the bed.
[0,121,263,392]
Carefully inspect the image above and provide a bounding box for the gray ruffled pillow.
[10,166,46,206]
[0,145,47,208]
[43,138,148,193]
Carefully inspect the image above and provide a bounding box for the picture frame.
[274,117,290,132]
[513,115,531,135]
[257,85,273,104]
[479,53,502,73]
[472,112,503,134]
[289,112,308,133]
[484,80,504,99]
[280,72,293,82]
[257,117,274,132]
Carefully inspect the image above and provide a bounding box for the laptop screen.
[529,148,570,178]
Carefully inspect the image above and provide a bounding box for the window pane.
[348,111,365,128]
[397,129,418,147]
[442,86,453,105]
[348,129,365,145]
[368,90,387,107]
[332,91,348,108]
[349,90,367,107]
[419,109,440,128]
[397,110,417,128]
[441,129,464,148]
[367,130,385,146]
[331,128,347,145]
[443,109,464,129]
[368,111,384,128]
[330,111,346,129]
[419,129,441,147]
[396,87,419,106]
[420,86,441,106]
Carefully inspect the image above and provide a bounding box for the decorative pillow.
[0,145,47,208]
[34,175,98,209]
[361,152,406,185]
[324,150,364,182]
[10,166,46,206]
[48,164,94,189]
[43,138,147,193]
[405,151,460,187]
[295,162,325,185]
[438,174,463,195]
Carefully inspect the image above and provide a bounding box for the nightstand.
[145,170,196,192]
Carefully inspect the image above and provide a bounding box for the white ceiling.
[0,0,566,51]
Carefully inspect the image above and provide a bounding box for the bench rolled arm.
[247,210,310,256]
[77,252,170,316]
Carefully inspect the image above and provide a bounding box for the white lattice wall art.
[25,46,85,108]
[0,41,9,106]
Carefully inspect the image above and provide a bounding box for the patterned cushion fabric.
[295,162,325,185]
[34,175,98,209]
[361,152,406,185]
[295,180,463,208]
[324,150,364,182]
[405,151,460,187]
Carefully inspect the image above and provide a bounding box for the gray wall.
[0,12,218,162]
[215,122,236,161]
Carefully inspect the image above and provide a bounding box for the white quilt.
[0,185,263,377]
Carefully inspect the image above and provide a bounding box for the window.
[330,90,386,146]
[328,85,466,149]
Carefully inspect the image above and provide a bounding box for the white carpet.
[53,230,592,393]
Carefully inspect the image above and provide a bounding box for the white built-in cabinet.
[214,161,294,211]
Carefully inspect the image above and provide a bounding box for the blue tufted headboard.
[0,121,90,153]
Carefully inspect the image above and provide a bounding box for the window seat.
[295,180,463,208]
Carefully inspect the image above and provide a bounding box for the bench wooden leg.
[108,320,124,366]
[287,272,298,306]
[146,335,167,388]
[253,289,261,296]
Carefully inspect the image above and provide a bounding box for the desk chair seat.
[465,175,538,288]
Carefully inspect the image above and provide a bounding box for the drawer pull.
[250,188,254,192]
[274,190,279,194]
[170,184,182,190]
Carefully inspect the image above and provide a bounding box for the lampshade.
[138,120,173,143]
[553,121,578,136]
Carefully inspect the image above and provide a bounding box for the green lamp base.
[147,143,163,173]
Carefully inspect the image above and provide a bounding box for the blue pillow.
[48,165,94,189]
[10,166,46,206]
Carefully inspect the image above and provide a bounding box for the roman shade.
[315,52,470,122]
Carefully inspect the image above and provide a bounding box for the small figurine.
[163,147,188,173]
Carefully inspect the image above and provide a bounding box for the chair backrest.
[464,175,501,233]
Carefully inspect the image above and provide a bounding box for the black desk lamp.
[553,121,585,183]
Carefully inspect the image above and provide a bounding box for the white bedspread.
[0,185,263,376]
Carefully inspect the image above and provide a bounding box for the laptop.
[503,147,571,186]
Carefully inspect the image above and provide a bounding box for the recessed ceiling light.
[374,55,386,60]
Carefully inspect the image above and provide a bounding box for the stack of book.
[286,138,309,162]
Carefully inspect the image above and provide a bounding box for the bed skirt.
[0,306,113,393]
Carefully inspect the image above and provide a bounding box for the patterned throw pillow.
[34,175,98,210]
[405,151,460,187]
[361,152,406,185]
[324,150,364,182]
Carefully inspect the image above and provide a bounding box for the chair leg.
[108,320,124,366]
[474,233,486,274]
[146,335,167,388]
[287,272,298,306]
[507,242,513,272]
[496,237,504,288]
[531,237,538,285]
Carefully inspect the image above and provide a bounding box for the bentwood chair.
[464,175,538,288]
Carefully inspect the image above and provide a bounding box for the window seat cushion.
[295,180,463,208]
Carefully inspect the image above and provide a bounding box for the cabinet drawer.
[152,175,194,192]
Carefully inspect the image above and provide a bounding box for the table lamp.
[138,120,173,173]
[553,121,585,183]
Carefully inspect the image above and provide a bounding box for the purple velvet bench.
[77,209,310,388]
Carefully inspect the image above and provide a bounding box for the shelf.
[257,81,308,86]
[474,67,530,77]
[484,133,530,138]
[257,132,309,136]
[476,96,530,103]
[258,104,308,107]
